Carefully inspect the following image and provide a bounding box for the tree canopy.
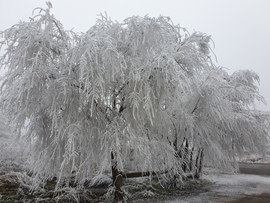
[0,4,269,190]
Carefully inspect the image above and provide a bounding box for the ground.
[166,170,270,203]
[1,165,270,202]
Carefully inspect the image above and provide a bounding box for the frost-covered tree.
[170,67,270,175]
[0,5,205,184]
[0,3,269,202]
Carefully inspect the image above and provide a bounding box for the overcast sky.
[1,0,270,111]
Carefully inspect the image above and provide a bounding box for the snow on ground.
[165,171,270,203]
[206,173,270,196]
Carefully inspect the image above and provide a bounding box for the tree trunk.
[198,148,204,175]
[232,135,236,168]
[111,152,123,203]
[194,148,200,179]
[173,133,178,152]
[182,138,189,172]
[189,147,194,172]
[194,148,204,179]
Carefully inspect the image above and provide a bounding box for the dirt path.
[229,193,270,203]
[239,163,270,176]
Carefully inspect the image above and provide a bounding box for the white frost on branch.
[0,4,269,188]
